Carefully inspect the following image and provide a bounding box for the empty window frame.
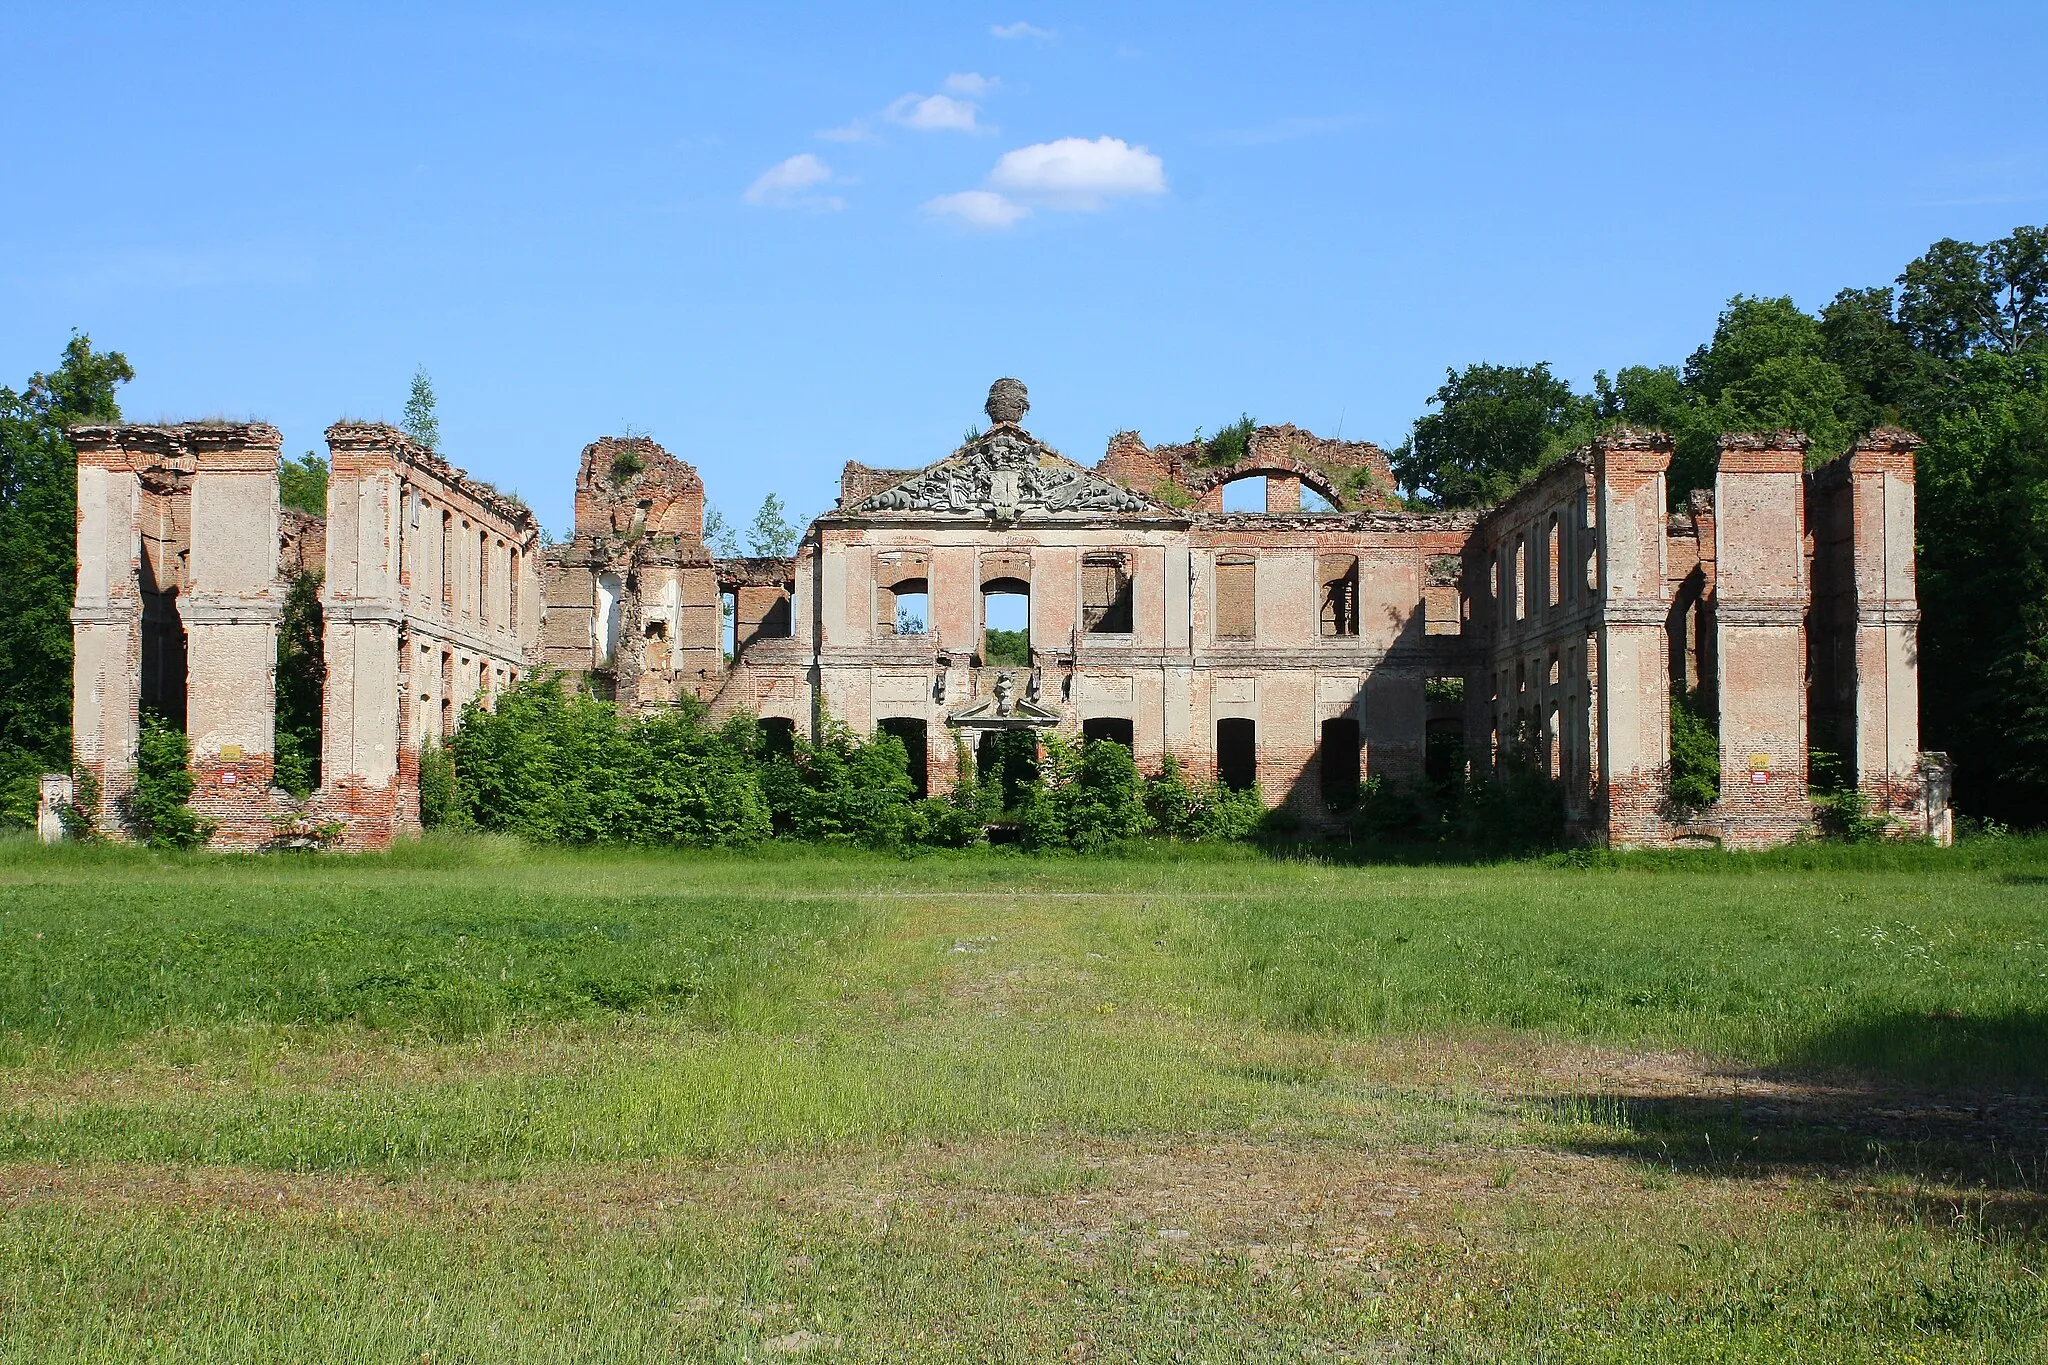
[982,576,1031,664]
[877,717,929,797]
[1214,554,1256,639]
[880,576,930,636]
[1216,717,1257,792]
[1547,515,1562,609]
[1082,553,1134,633]
[1513,535,1527,622]
[1319,553,1359,637]
[759,716,796,755]
[1081,716,1134,748]
[1319,716,1360,807]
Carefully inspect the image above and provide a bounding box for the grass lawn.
[0,833,2044,1361]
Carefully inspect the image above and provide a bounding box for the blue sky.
[5,2,2046,536]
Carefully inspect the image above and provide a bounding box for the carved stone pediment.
[946,669,1061,728]
[853,429,1156,522]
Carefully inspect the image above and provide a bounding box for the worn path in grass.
[0,837,2045,1361]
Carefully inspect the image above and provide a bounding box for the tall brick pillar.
[319,429,408,841]
[68,435,147,829]
[1591,430,1672,846]
[1841,429,1924,816]
[1715,433,1810,848]
[183,428,287,844]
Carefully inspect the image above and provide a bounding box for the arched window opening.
[982,576,1031,665]
[1221,477,1267,513]
[1082,716,1134,749]
[759,716,796,755]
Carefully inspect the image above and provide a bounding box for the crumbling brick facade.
[540,437,723,710]
[68,380,1946,850]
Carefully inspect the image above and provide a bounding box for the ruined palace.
[60,379,1950,850]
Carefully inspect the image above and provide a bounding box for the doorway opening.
[878,717,928,797]
[1217,718,1257,792]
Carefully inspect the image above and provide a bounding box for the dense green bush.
[759,719,917,847]
[1141,754,1266,842]
[447,676,771,847]
[125,713,214,849]
[1668,688,1722,810]
[1023,734,1147,850]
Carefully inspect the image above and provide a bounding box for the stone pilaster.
[1715,433,1810,848]
[1591,430,1673,846]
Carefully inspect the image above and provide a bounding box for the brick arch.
[1185,455,1347,511]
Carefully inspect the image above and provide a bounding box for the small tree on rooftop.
[402,367,440,451]
[747,494,800,556]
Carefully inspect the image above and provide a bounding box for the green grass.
[0,833,2044,1361]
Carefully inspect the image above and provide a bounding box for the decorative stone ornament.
[985,377,1030,426]
[855,428,1152,520]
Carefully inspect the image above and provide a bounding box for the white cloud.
[923,190,1030,229]
[988,136,1166,209]
[816,121,877,143]
[944,72,996,96]
[886,92,986,133]
[991,21,1051,40]
[743,153,845,210]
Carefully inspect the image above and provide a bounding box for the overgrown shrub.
[126,712,214,849]
[1810,748,1891,842]
[417,741,462,829]
[447,676,771,846]
[273,570,324,799]
[1346,748,1565,856]
[1023,734,1147,850]
[1668,688,1721,810]
[1142,754,1265,842]
[759,719,917,847]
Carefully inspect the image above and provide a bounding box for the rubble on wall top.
[1855,426,1924,452]
[716,556,798,585]
[1591,426,1675,452]
[325,421,537,533]
[1717,429,1812,452]
[68,422,283,457]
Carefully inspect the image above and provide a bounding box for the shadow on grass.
[1534,1010,2048,1222]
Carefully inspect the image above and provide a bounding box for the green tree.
[0,334,133,825]
[1669,295,1856,493]
[402,367,440,450]
[703,504,739,556]
[128,711,214,848]
[278,451,328,516]
[1392,363,1596,507]
[746,493,801,556]
[273,572,325,799]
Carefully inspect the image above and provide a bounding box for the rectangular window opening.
[1319,716,1360,807]
[1217,717,1257,792]
[1082,553,1134,633]
[1319,554,1359,637]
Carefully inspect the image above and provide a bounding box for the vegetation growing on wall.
[1668,689,1722,811]
[126,713,215,849]
[273,572,325,800]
